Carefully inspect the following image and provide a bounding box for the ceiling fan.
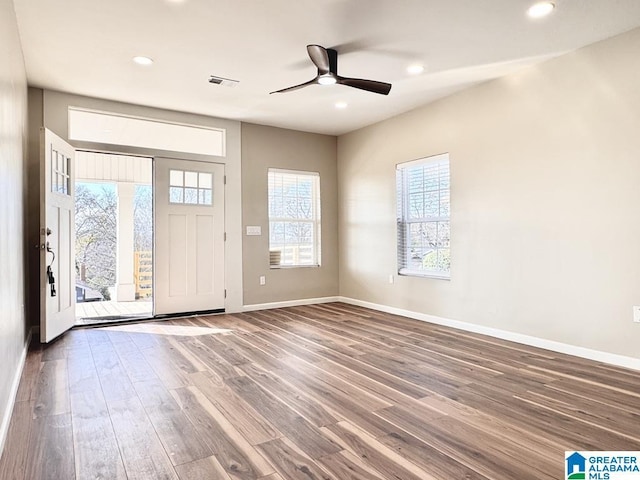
[270,44,392,96]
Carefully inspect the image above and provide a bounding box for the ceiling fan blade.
[270,78,318,94]
[338,77,392,95]
[307,45,330,74]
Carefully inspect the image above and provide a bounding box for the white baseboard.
[242,296,340,313]
[242,295,640,371]
[338,297,640,372]
[0,327,32,457]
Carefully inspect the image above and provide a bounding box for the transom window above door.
[169,169,213,205]
[68,108,226,157]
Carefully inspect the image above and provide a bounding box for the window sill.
[399,269,450,280]
[270,264,320,269]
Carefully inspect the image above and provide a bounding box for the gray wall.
[242,123,338,305]
[0,0,29,446]
[338,28,640,359]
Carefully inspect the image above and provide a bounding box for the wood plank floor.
[2,302,639,479]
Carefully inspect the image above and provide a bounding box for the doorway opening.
[74,151,153,325]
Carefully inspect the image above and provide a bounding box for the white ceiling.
[13,0,640,135]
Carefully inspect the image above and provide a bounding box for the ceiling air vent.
[208,75,239,88]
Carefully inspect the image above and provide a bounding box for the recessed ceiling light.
[133,56,154,66]
[527,2,555,18]
[407,64,425,75]
[335,101,348,109]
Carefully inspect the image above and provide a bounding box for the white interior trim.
[242,296,340,312]
[0,328,32,457]
[338,297,640,371]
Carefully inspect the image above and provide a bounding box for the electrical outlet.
[259,275,266,286]
[634,306,640,323]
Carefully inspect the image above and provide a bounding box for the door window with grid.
[51,147,71,195]
[268,169,321,267]
[396,153,450,278]
[169,169,213,205]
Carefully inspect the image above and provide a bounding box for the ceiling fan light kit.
[318,74,337,85]
[270,44,392,96]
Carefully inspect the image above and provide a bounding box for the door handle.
[46,242,57,297]
[46,242,56,263]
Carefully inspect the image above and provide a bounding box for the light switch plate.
[246,226,262,236]
[634,306,640,323]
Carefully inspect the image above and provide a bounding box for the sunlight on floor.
[102,323,232,337]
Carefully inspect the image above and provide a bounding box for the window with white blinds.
[396,153,450,278]
[268,169,321,267]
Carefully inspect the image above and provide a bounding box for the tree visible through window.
[75,183,153,300]
[268,169,321,267]
[396,153,450,278]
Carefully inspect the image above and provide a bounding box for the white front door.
[40,128,76,342]
[154,158,225,315]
